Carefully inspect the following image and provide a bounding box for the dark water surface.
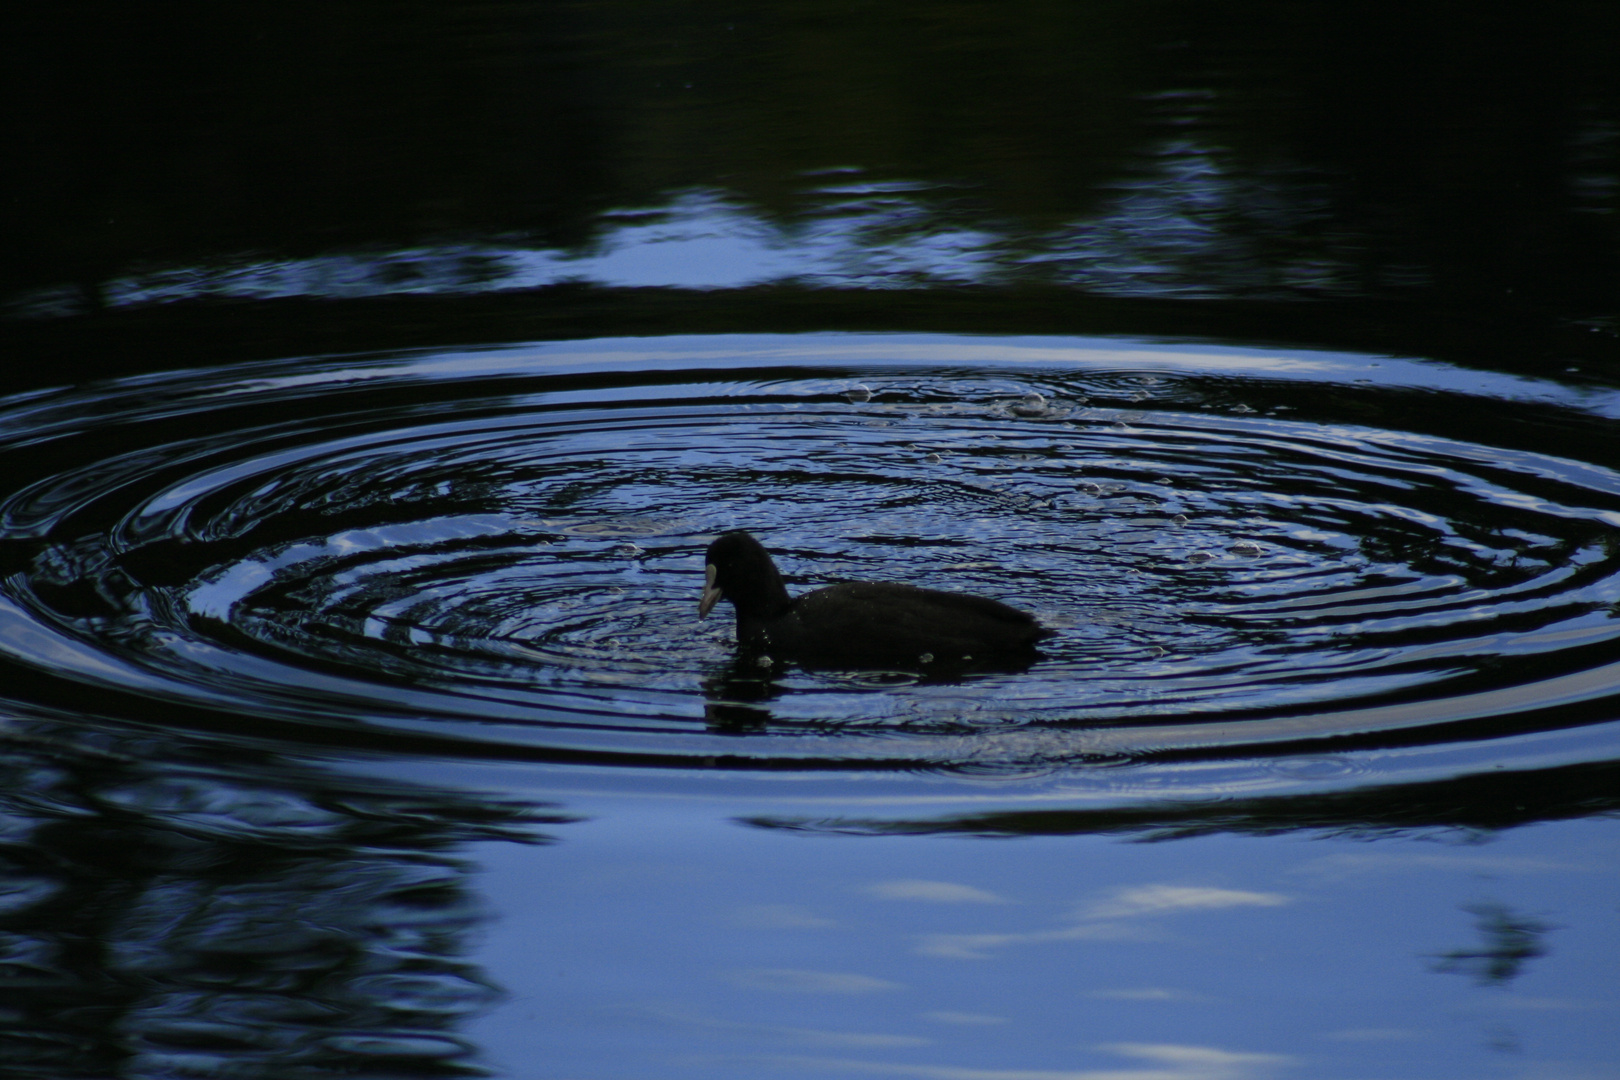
[5,3,1620,1078]
[2,334,1619,1078]
[9,334,1620,774]
[8,0,1617,363]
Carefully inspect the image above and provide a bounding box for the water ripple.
[3,334,1620,773]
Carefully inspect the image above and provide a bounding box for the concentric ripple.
[4,333,1620,771]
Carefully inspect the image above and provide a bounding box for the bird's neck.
[734,562,794,619]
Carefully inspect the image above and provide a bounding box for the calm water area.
[4,5,1620,1079]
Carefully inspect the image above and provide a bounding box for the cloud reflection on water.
[866,879,1013,904]
[725,969,905,994]
[725,1041,1294,1080]
[913,883,1291,960]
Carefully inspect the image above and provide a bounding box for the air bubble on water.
[844,385,872,403]
[1011,392,1049,417]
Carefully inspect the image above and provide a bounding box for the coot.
[698,530,1053,665]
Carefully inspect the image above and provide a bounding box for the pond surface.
[7,3,1620,1074]
[1,333,1617,1079]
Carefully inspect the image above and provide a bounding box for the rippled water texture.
[5,334,1620,776]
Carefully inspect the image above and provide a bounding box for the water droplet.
[844,385,872,403]
[756,655,774,669]
[1269,756,1355,779]
[918,652,934,664]
[1011,392,1049,417]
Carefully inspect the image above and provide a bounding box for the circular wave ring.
[3,336,1620,770]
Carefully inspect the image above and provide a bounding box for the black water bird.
[698,530,1053,667]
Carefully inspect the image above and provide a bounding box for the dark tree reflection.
[0,718,573,1079]
[1430,902,1555,987]
[6,1,1615,336]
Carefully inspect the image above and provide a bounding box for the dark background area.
[4,0,1617,380]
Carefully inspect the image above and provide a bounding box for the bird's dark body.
[742,580,1048,661]
[699,530,1052,666]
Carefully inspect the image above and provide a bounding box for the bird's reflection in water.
[700,649,1043,733]
[702,654,780,731]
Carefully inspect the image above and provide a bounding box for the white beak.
[698,563,721,617]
